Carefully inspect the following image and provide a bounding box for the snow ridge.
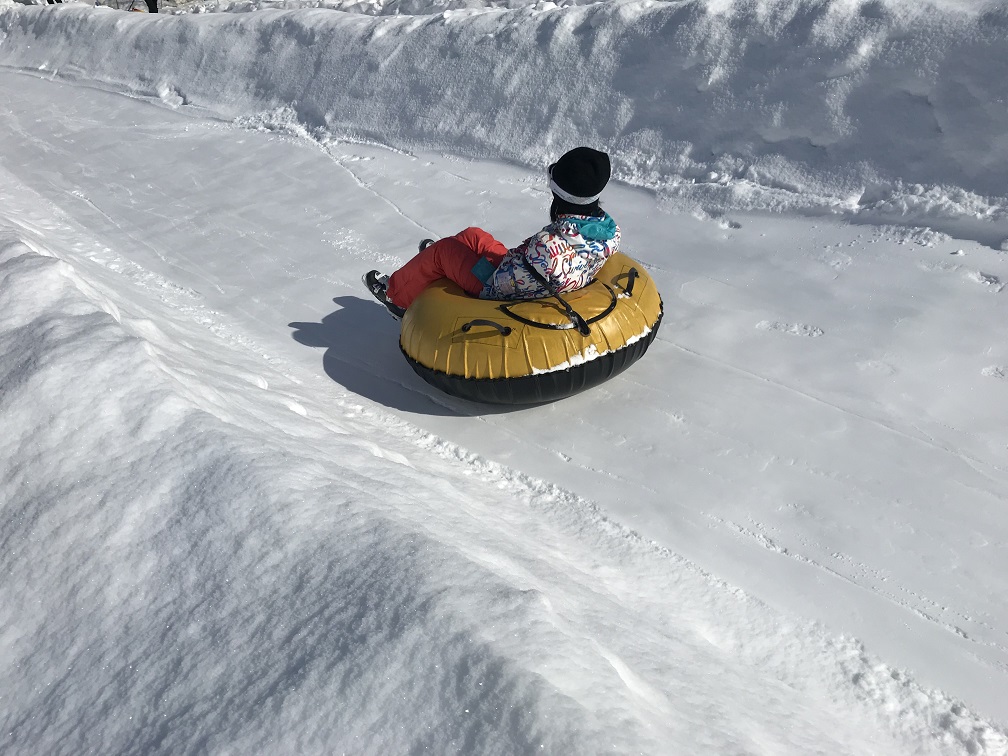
[1,0,1007,242]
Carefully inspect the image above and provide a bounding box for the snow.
[0,0,1007,753]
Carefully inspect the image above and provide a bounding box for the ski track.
[237,108,438,240]
[15,119,235,301]
[330,154,437,239]
[666,340,1008,485]
[709,512,1008,667]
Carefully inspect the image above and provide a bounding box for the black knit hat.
[548,147,611,205]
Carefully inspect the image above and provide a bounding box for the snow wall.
[1,0,1006,219]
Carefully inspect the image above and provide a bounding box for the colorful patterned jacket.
[480,212,620,300]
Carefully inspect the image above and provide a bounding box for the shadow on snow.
[288,295,520,417]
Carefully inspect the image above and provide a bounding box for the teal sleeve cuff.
[471,256,497,284]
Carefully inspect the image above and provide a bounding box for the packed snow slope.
[2,0,1008,753]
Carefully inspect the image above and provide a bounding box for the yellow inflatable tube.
[399,252,663,404]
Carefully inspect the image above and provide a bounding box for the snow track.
[1,209,1005,754]
[2,2,1008,751]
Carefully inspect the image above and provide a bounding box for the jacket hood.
[560,213,617,242]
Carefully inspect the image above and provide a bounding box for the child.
[365,146,619,318]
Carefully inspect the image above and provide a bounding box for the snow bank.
[0,216,630,751]
[1,0,1006,232]
[0,231,646,752]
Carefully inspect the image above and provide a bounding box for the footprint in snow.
[967,270,1003,292]
[981,366,1006,380]
[757,320,824,338]
[857,359,896,376]
[917,259,960,274]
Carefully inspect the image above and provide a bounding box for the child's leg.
[453,226,508,266]
[386,227,506,310]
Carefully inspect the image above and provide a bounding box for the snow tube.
[399,252,662,404]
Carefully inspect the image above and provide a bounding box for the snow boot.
[363,270,406,320]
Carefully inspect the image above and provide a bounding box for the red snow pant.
[385,227,508,311]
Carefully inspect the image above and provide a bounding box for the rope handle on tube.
[461,319,512,337]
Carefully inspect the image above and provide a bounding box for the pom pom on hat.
[548,147,611,205]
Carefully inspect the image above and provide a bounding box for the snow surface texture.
[1,0,1008,753]
[0,213,1003,754]
[5,187,1000,752]
[2,0,1008,244]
